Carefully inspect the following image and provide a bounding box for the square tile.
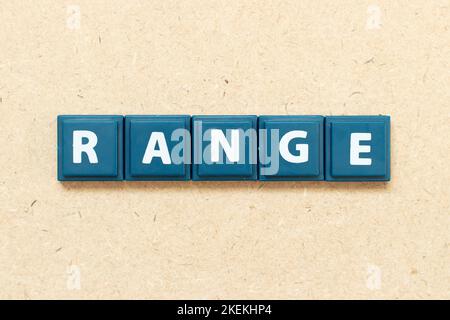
[259,115,324,181]
[125,115,191,180]
[192,115,257,181]
[325,116,390,181]
[57,115,124,181]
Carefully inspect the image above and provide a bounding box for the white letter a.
[142,132,171,164]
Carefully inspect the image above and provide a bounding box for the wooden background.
[0,0,449,299]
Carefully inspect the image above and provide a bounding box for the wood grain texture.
[0,0,448,299]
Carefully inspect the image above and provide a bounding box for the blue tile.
[192,115,257,181]
[57,115,124,181]
[259,116,324,181]
[125,115,191,181]
[325,116,390,181]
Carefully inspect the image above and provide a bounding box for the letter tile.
[57,115,124,181]
[125,115,191,181]
[192,115,257,181]
[258,116,324,181]
[325,116,390,181]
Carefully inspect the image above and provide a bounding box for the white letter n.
[211,129,240,163]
